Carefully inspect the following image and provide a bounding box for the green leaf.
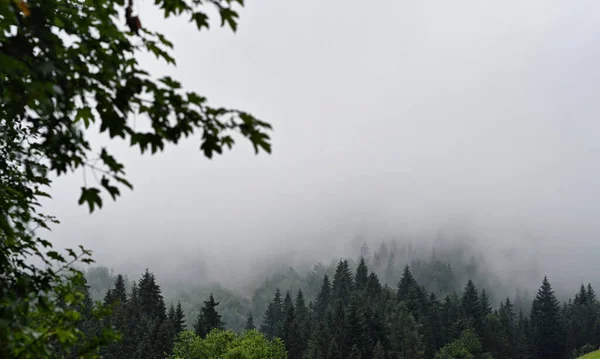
[78,187,103,213]
[192,12,210,30]
[75,107,94,128]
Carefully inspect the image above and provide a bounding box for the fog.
[43,1,600,292]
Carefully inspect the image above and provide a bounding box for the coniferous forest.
[82,242,600,359]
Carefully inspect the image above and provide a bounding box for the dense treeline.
[85,244,600,358]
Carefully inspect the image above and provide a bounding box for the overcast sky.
[44,1,600,289]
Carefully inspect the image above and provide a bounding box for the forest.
[80,241,600,359]
[3,0,600,358]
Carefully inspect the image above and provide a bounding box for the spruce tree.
[261,300,279,340]
[355,257,369,291]
[332,260,353,305]
[397,265,416,302]
[315,275,332,318]
[479,289,492,316]
[194,293,224,338]
[138,269,167,320]
[461,280,481,330]
[373,340,385,359]
[332,300,348,357]
[295,290,310,353]
[173,301,186,334]
[530,276,564,359]
[245,311,256,331]
[327,338,341,359]
[281,303,302,359]
[366,272,382,299]
[348,344,361,359]
[112,274,128,305]
[347,296,369,356]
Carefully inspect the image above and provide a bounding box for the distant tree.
[138,269,167,320]
[461,280,481,331]
[530,276,565,359]
[327,338,341,359]
[373,340,385,359]
[355,257,369,291]
[315,275,332,318]
[387,302,423,359]
[349,344,361,359]
[281,301,302,359]
[479,289,492,316]
[173,302,186,334]
[332,260,354,305]
[261,298,280,340]
[332,300,348,357]
[397,265,417,302]
[245,311,256,331]
[366,272,383,299]
[295,290,310,352]
[194,293,224,338]
[346,296,370,356]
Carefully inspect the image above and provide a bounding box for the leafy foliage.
[169,329,287,359]
[1,0,271,356]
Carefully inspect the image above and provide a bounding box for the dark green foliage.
[315,275,332,318]
[434,329,492,359]
[461,280,480,324]
[173,302,186,334]
[373,340,385,359]
[0,0,271,355]
[349,344,361,359]
[194,293,224,338]
[138,270,167,320]
[387,302,423,359]
[479,289,492,317]
[347,296,370,357]
[261,290,283,340]
[333,260,354,305]
[355,257,369,292]
[530,276,565,359]
[245,311,256,331]
[327,338,341,359]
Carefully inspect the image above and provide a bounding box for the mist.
[43,1,600,293]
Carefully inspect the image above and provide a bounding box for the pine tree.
[355,257,369,291]
[332,300,348,357]
[397,265,416,302]
[194,293,224,338]
[366,272,382,299]
[425,292,444,356]
[327,338,341,359]
[173,301,186,334]
[295,290,310,353]
[388,302,423,359]
[461,280,481,331]
[332,259,353,305]
[112,274,128,305]
[346,296,370,356]
[315,275,332,318]
[281,302,302,359]
[373,340,385,359]
[384,252,396,284]
[261,300,279,340]
[138,269,167,320]
[479,289,492,316]
[348,344,361,359]
[530,276,564,359]
[245,311,256,331]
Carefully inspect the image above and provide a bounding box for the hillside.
[580,350,600,358]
